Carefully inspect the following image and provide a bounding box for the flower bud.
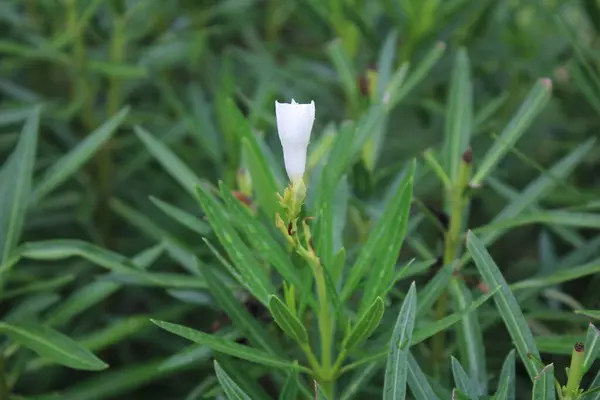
[275,99,315,183]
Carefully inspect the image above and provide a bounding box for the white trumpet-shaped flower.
[275,99,315,183]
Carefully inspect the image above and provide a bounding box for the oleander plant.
[1,0,600,399]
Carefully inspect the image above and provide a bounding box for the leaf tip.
[540,77,552,90]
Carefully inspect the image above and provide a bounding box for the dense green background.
[1,0,600,398]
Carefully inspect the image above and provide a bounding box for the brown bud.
[358,75,370,97]
[575,342,585,352]
[462,147,473,164]
[477,281,490,294]
[232,191,252,206]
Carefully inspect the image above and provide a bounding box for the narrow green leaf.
[326,39,358,107]
[159,330,239,372]
[5,294,59,323]
[315,381,330,400]
[575,310,600,321]
[584,323,600,373]
[2,275,74,299]
[382,63,409,108]
[150,196,211,236]
[413,288,497,345]
[452,389,470,400]
[375,30,398,99]
[391,42,446,108]
[279,372,298,400]
[344,297,385,350]
[135,125,202,197]
[213,360,254,400]
[0,106,40,264]
[218,182,301,288]
[0,106,34,126]
[497,350,516,400]
[423,149,451,188]
[31,358,194,400]
[532,364,555,400]
[417,262,453,317]
[340,362,379,400]
[362,166,414,312]
[31,106,129,203]
[0,322,107,371]
[489,178,584,247]
[45,244,162,327]
[202,263,281,355]
[322,121,356,186]
[110,197,169,241]
[466,231,542,379]
[344,161,414,303]
[477,211,600,232]
[510,257,600,291]
[234,95,281,216]
[474,92,509,131]
[268,295,308,344]
[337,289,497,376]
[383,282,417,400]
[151,319,304,371]
[351,105,387,163]
[587,369,600,400]
[444,48,473,183]
[43,283,113,327]
[195,183,273,304]
[19,240,204,289]
[407,352,440,400]
[471,79,552,187]
[480,138,594,248]
[449,279,487,393]
[494,379,510,400]
[18,240,140,274]
[535,335,587,355]
[451,356,480,399]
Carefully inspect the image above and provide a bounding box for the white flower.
[275,99,315,183]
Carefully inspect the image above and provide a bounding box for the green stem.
[564,342,585,399]
[67,0,95,130]
[431,156,471,376]
[431,187,462,374]
[96,12,125,248]
[331,348,347,376]
[318,379,335,400]
[305,254,335,397]
[301,344,321,373]
[313,260,333,371]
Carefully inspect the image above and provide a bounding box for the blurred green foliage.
[2,0,600,398]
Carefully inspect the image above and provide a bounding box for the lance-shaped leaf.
[383,282,417,400]
[0,107,40,264]
[0,322,107,371]
[496,350,516,400]
[343,297,385,350]
[214,360,252,400]
[151,319,304,371]
[195,183,273,304]
[466,231,541,379]
[451,356,480,399]
[532,364,555,400]
[471,78,552,187]
[268,295,308,344]
[584,323,600,373]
